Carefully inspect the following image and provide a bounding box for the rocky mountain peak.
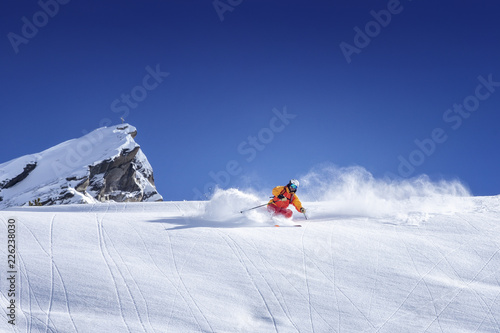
[0,124,163,209]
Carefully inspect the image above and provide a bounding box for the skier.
[267,179,306,219]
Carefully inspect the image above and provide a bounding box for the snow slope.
[1,187,500,332]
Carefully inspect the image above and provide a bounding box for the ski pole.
[303,212,308,220]
[240,203,268,214]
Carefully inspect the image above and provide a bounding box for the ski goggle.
[290,184,297,190]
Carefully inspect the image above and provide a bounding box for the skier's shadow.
[147,215,262,230]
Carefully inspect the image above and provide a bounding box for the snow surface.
[1,180,500,332]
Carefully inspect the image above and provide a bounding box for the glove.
[300,207,306,213]
[277,194,287,201]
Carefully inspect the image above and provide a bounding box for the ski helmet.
[289,179,299,190]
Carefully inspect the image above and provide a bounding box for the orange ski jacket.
[268,186,303,212]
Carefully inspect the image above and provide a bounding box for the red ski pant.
[267,204,293,218]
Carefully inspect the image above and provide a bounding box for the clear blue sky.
[1,0,499,200]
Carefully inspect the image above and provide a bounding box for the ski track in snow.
[297,227,343,332]
[215,230,279,332]
[126,221,183,331]
[44,215,55,333]
[244,236,301,332]
[101,223,149,333]
[374,213,500,333]
[17,250,35,332]
[164,230,197,330]
[105,203,155,333]
[328,222,342,333]
[304,226,377,333]
[366,233,382,324]
[413,223,497,331]
[227,232,299,332]
[16,215,78,333]
[19,222,52,332]
[158,229,197,330]
[125,218,208,333]
[300,224,315,333]
[164,229,213,332]
[219,229,339,332]
[96,203,150,333]
[126,220,193,333]
[95,212,132,333]
[374,239,449,332]
[426,245,500,332]
[248,232,336,331]
[476,253,500,329]
[127,221,165,329]
[398,227,445,333]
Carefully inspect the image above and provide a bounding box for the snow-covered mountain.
[1,185,499,332]
[0,124,162,209]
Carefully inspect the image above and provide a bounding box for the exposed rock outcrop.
[0,162,37,189]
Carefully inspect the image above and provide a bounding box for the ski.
[274,224,302,227]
